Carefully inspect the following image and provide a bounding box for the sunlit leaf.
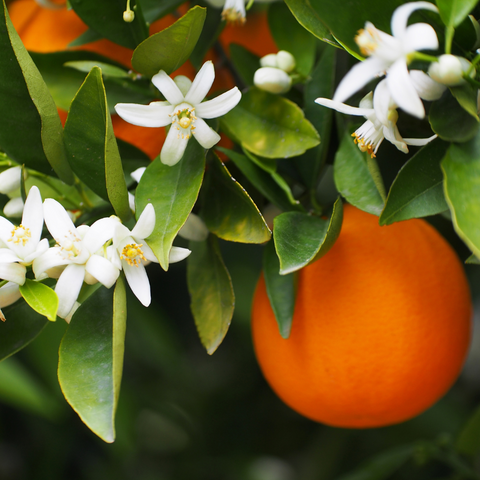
[436,0,479,27]
[19,279,58,322]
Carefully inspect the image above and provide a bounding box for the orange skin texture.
[252,204,472,428]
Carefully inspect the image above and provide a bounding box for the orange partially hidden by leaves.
[252,204,472,428]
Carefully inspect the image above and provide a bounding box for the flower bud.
[260,54,278,68]
[276,50,296,73]
[428,54,474,86]
[3,197,24,217]
[0,282,21,309]
[123,9,135,22]
[254,67,292,94]
[0,166,22,195]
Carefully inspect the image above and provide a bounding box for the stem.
[74,179,94,211]
[366,155,386,202]
[309,188,323,215]
[408,52,439,64]
[445,25,454,55]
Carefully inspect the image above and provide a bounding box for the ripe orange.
[252,204,472,428]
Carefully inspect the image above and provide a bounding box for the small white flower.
[109,204,190,307]
[334,2,439,118]
[276,51,296,73]
[316,77,437,157]
[428,54,474,86]
[0,167,22,195]
[115,61,241,166]
[33,199,119,319]
[254,67,292,94]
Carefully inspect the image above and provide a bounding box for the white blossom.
[115,61,241,166]
[254,67,292,94]
[428,54,474,86]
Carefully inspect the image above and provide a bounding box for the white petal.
[123,262,151,306]
[391,1,439,39]
[131,166,146,183]
[315,97,372,116]
[128,192,136,213]
[196,87,242,118]
[0,249,22,264]
[160,125,190,166]
[373,80,395,125]
[141,242,158,263]
[114,101,174,128]
[178,213,209,241]
[3,197,24,217]
[21,186,43,254]
[43,199,76,241]
[0,167,22,195]
[152,70,185,105]
[387,59,425,118]
[32,247,68,278]
[85,255,120,288]
[404,134,437,146]
[169,246,191,263]
[55,263,85,319]
[409,70,446,101]
[0,216,15,245]
[83,217,117,254]
[0,282,21,308]
[333,56,388,103]
[193,118,221,149]
[383,124,409,153]
[23,237,50,264]
[184,61,215,106]
[403,23,439,52]
[132,203,155,239]
[64,302,80,324]
[0,263,26,285]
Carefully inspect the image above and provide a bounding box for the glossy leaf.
[132,6,206,77]
[0,298,48,362]
[334,132,384,216]
[69,0,148,49]
[429,89,479,142]
[284,0,404,52]
[58,277,127,443]
[436,0,479,27]
[19,279,58,322]
[202,156,271,244]
[0,1,74,184]
[63,67,131,221]
[242,148,277,174]
[442,136,480,258]
[221,88,320,159]
[217,148,303,212]
[187,236,234,354]
[262,241,295,339]
[135,140,205,270]
[380,140,450,225]
[274,198,343,274]
[457,403,480,455]
[141,0,185,23]
[229,43,260,86]
[296,46,336,187]
[450,84,479,120]
[268,2,316,77]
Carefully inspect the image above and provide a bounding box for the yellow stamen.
[8,225,31,246]
[121,243,146,267]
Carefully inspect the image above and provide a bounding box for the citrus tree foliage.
[1,0,480,473]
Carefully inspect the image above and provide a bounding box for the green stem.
[407,52,439,64]
[310,188,323,215]
[445,25,454,54]
[366,155,386,202]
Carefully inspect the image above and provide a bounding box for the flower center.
[171,106,197,140]
[9,225,31,246]
[351,120,384,158]
[121,243,146,267]
[355,26,380,56]
[57,231,83,259]
[222,8,246,24]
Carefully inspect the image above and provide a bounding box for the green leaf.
[64,60,129,78]
[466,253,480,264]
[135,140,205,270]
[274,198,343,274]
[442,135,480,258]
[63,67,131,221]
[334,132,385,216]
[296,45,336,187]
[457,403,480,455]
[450,84,479,120]
[221,88,320,159]
[0,1,74,184]
[187,236,234,354]
[0,298,48,362]
[430,89,479,142]
[262,241,295,339]
[229,43,260,86]
[68,28,103,48]
[436,0,479,27]
[141,0,185,24]
[284,0,404,52]
[380,140,450,225]
[69,0,148,49]
[336,444,416,480]
[19,279,58,322]
[202,155,271,244]
[268,2,316,77]
[217,147,303,212]
[242,148,277,174]
[58,277,127,443]
[132,6,206,77]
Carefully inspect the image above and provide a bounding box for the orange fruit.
[252,204,472,428]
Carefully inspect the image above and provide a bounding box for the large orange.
[252,204,472,428]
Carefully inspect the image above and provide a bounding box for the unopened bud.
[0,167,22,195]
[254,67,292,94]
[428,54,474,86]
[3,197,24,217]
[260,54,278,68]
[277,51,296,73]
[123,9,135,22]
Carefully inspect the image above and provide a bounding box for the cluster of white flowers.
[254,51,296,94]
[315,1,474,157]
[0,185,190,321]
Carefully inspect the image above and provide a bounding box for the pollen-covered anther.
[355,26,380,56]
[222,8,246,24]
[9,225,31,245]
[121,243,146,267]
